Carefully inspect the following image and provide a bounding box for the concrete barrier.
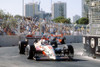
[0,35,83,47]
[65,35,83,43]
[0,35,19,47]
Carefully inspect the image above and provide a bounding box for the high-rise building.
[25,3,40,17]
[52,2,67,19]
[82,0,89,18]
[73,15,80,23]
[83,0,100,35]
[82,0,100,23]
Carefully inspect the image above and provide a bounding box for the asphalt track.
[0,43,100,67]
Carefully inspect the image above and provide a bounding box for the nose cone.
[50,56,56,60]
[49,53,56,60]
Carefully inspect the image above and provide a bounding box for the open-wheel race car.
[18,34,74,61]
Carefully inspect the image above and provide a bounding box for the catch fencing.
[0,20,89,36]
[40,23,89,36]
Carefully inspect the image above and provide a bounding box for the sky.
[0,0,82,22]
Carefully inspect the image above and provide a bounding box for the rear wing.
[25,35,43,45]
[26,35,49,41]
[26,35,43,39]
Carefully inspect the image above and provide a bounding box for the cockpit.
[41,39,49,45]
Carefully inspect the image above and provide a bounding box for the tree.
[67,18,71,24]
[52,16,71,24]
[4,13,13,20]
[0,9,18,31]
[14,15,22,19]
[8,18,17,28]
[76,17,89,24]
[0,10,5,19]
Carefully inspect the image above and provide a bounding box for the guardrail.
[0,35,82,47]
[0,35,19,47]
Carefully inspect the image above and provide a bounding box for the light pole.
[51,0,52,20]
[22,0,24,20]
[51,0,52,8]
[18,0,24,35]
[50,0,52,34]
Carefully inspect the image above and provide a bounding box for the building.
[82,0,100,23]
[52,2,67,19]
[73,15,80,23]
[82,0,89,18]
[38,11,45,19]
[25,3,40,17]
[84,0,100,35]
[89,0,100,24]
[25,2,50,20]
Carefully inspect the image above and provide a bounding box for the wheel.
[18,41,21,51]
[19,41,28,54]
[63,45,69,56]
[68,45,74,58]
[25,45,30,57]
[27,45,36,59]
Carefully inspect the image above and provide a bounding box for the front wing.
[33,56,73,61]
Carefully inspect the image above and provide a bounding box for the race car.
[18,35,42,54]
[18,35,74,61]
[48,34,66,44]
[49,34,63,43]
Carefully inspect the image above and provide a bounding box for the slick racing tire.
[63,45,69,56]
[18,41,21,52]
[68,45,74,57]
[25,45,30,58]
[27,45,36,59]
[19,41,28,54]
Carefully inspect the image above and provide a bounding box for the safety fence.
[0,35,82,47]
[40,23,89,36]
[0,20,89,36]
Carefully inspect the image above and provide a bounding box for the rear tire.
[68,45,74,58]
[19,41,28,54]
[25,45,30,57]
[18,41,21,52]
[27,45,36,59]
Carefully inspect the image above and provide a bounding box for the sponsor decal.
[83,37,85,44]
[86,40,89,44]
[91,38,95,48]
[98,38,100,46]
[47,45,52,49]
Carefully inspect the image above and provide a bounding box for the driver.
[41,39,45,45]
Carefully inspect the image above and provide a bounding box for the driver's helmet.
[28,32,32,35]
[25,38,28,42]
[41,39,45,45]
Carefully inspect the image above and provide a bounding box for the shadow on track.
[72,58,88,62]
[29,58,88,62]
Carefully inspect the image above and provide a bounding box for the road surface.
[0,43,100,67]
